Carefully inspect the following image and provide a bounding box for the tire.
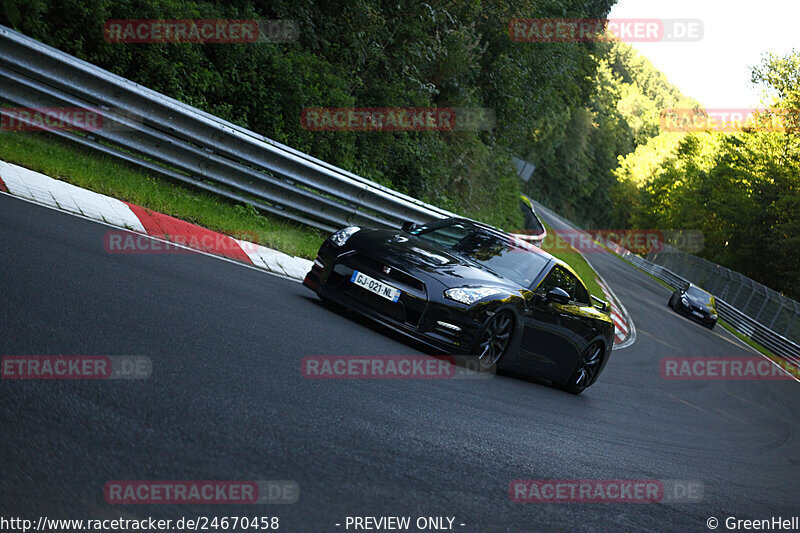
[668,292,678,309]
[706,320,716,330]
[473,311,514,372]
[563,342,604,395]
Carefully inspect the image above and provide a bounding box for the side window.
[571,276,591,305]
[538,266,589,305]
[538,266,573,296]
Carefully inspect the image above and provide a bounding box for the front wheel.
[563,342,604,395]
[668,292,678,309]
[474,311,514,372]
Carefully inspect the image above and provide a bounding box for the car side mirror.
[401,221,418,232]
[546,287,570,305]
[590,295,609,312]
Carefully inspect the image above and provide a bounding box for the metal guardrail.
[0,25,455,233]
[647,246,800,344]
[605,240,800,369]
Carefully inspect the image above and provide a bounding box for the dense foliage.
[523,41,698,227]
[1,0,617,230]
[613,52,800,300]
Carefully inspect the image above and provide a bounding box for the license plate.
[692,311,703,318]
[350,270,401,302]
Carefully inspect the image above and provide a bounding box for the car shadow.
[301,293,566,391]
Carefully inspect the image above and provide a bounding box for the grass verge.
[716,320,777,359]
[0,132,327,258]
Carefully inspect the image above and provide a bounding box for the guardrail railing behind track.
[0,25,456,233]
[604,240,800,368]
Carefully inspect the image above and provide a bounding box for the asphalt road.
[1,192,798,532]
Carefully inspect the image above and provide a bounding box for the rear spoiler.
[591,295,609,313]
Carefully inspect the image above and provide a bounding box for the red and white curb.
[596,277,636,349]
[0,160,313,281]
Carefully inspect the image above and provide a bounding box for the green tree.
[615,49,800,299]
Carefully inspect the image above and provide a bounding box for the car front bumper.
[303,244,483,355]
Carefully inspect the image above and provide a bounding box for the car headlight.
[444,287,503,305]
[330,226,361,246]
[681,296,689,305]
[710,313,718,320]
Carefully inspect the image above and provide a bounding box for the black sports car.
[303,217,615,394]
[668,283,718,329]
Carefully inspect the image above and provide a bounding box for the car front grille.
[690,304,706,314]
[348,252,426,292]
[329,252,428,328]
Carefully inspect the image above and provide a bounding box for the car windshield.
[686,286,712,304]
[410,220,550,286]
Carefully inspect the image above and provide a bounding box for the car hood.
[348,229,521,290]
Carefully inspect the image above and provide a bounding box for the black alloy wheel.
[476,311,514,371]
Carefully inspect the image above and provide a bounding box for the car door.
[519,266,588,377]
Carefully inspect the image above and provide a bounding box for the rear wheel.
[474,311,514,372]
[563,342,604,395]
